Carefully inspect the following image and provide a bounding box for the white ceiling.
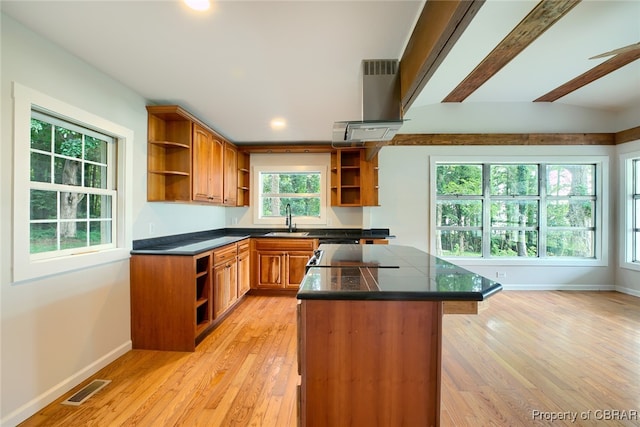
[2,0,639,143]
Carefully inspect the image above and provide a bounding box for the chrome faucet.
[285,203,292,232]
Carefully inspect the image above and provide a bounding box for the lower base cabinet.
[298,299,442,426]
[251,238,318,290]
[130,238,250,352]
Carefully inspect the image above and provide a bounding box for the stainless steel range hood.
[332,59,403,147]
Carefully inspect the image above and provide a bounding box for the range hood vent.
[332,59,402,147]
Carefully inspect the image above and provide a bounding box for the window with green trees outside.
[436,163,597,259]
[30,110,116,258]
[259,171,321,218]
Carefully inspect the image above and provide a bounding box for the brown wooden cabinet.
[130,251,213,352]
[130,239,251,352]
[213,244,238,318]
[192,123,224,204]
[236,150,250,207]
[223,142,238,206]
[146,106,193,202]
[330,149,379,206]
[298,299,442,425]
[251,238,318,290]
[147,105,242,206]
[237,240,251,296]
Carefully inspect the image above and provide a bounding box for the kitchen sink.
[265,231,309,237]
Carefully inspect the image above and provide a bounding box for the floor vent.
[62,379,111,406]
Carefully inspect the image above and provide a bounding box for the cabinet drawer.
[213,243,237,265]
[253,238,317,252]
[238,239,250,254]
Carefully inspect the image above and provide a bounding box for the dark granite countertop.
[297,244,502,302]
[130,228,392,256]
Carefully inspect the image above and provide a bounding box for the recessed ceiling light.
[270,118,287,130]
[184,0,210,12]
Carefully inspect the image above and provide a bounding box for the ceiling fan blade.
[589,42,640,59]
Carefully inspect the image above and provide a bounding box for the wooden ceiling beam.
[443,0,580,103]
[239,144,334,153]
[535,48,640,102]
[615,126,640,144]
[399,0,485,113]
[391,133,615,146]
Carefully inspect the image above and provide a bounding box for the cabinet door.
[238,250,251,296]
[287,252,313,289]
[213,262,229,318]
[192,124,213,202]
[223,142,237,206]
[228,259,238,307]
[256,251,286,288]
[209,135,224,204]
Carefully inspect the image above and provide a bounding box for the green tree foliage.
[30,117,109,250]
[261,172,321,217]
[437,163,595,258]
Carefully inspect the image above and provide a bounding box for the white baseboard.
[615,285,640,297]
[1,341,132,427]
[501,284,616,291]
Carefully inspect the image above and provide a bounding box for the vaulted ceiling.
[2,0,639,144]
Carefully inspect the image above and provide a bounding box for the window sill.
[13,248,131,284]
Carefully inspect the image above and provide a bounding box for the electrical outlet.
[149,222,156,235]
[496,271,507,278]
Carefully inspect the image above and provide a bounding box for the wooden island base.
[298,299,442,427]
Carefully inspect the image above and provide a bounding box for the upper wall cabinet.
[236,150,250,207]
[146,105,249,206]
[331,149,379,206]
[146,106,193,202]
[192,123,224,204]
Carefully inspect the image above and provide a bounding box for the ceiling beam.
[399,0,485,113]
[391,133,615,146]
[443,0,580,103]
[535,47,640,102]
[615,126,640,144]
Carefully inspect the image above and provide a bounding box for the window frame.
[430,155,608,267]
[252,165,327,226]
[620,151,640,271]
[13,82,133,282]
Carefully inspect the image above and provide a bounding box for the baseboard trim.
[614,286,640,298]
[1,341,132,427]
[502,284,616,291]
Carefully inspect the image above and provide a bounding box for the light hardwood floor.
[20,291,640,427]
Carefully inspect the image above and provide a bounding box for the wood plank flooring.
[19,291,640,427]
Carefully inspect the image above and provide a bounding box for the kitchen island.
[296,244,502,427]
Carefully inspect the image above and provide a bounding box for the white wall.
[0,14,226,425]
[373,145,618,290]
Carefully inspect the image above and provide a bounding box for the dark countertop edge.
[131,235,251,256]
[296,284,503,301]
[132,227,393,253]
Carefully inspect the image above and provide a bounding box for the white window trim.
[12,82,133,282]
[252,165,328,226]
[620,150,640,272]
[429,155,608,267]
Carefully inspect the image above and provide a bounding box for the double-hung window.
[30,111,116,258]
[13,83,133,282]
[434,160,602,262]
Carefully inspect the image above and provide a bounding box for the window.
[30,111,116,259]
[434,160,603,262]
[13,83,133,282]
[253,165,327,225]
[633,159,640,263]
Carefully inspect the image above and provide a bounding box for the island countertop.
[297,244,502,301]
